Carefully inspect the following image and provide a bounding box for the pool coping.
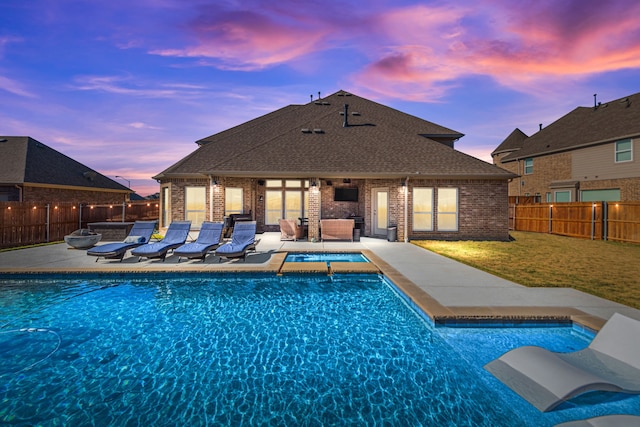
[359,250,606,332]
[0,246,607,332]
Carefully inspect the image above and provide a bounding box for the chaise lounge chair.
[173,221,224,262]
[215,221,257,261]
[484,313,640,412]
[86,220,157,262]
[131,221,191,262]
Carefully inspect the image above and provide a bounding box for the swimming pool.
[284,252,369,263]
[1,273,638,426]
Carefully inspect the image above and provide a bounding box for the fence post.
[590,203,596,240]
[603,201,608,241]
[122,202,126,222]
[79,203,83,229]
[548,205,553,234]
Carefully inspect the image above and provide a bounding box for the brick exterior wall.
[22,185,128,204]
[307,184,321,241]
[406,179,510,241]
[496,154,572,198]
[495,153,640,201]
[163,178,210,227]
[159,176,511,241]
[319,180,364,219]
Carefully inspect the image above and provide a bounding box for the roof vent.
[301,128,311,133]
[621,97,631,107]
[352,112,361,116]
[313,128,324,134]
[83,171,97,181]
[0,138,7,143]
[343,104,349,127]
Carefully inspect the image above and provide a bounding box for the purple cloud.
[349,0,640,100]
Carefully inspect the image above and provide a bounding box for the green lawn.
[412,231,640,309]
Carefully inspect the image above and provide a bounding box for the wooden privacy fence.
[510,201,640,244]
[0,201,159,248]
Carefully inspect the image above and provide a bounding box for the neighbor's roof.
[0,136,130,191]
[500,92,640,162]
[491,128,528,157]
[155,90,514,180]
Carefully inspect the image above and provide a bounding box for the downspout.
[404,177,409,243]
[517,160,522,197]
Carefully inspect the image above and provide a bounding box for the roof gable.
[492,128,528,157]
[156,90,513,180]
[501,92,640,161]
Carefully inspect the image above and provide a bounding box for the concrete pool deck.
[1,232,638,330]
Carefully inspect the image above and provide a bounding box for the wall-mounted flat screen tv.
[334,187,359,202]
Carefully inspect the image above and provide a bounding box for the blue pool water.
[285,252,369,263]
[1,273,638,426]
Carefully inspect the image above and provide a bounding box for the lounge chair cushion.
[124,235,146,243]
[87,221,156,260]
[215,221,256,259]
[131,221,191,261]
[485,313,640,412]
[174,222,224,261]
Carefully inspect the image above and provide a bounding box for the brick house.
[492,92,640,202]
[0,136,131,203]
[153,90,515,241]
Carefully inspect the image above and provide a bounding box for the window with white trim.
[225,188,243,216]
[524,158,533,174]
[615,139,632,163]
[412,187,433,231]
[437,188,458,231]
[161,187,170,227]
[185,186,206,228]
[264,180,309,225]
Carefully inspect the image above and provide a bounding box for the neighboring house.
[0,136,131,203]
[492,92,640,202]
[153,90,516,241]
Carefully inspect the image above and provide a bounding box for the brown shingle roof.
[156,90,514,180]
[0,136,130,191]
[500,92,640,162]
[491,128,528,157]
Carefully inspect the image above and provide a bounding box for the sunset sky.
[2,0,639,196]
